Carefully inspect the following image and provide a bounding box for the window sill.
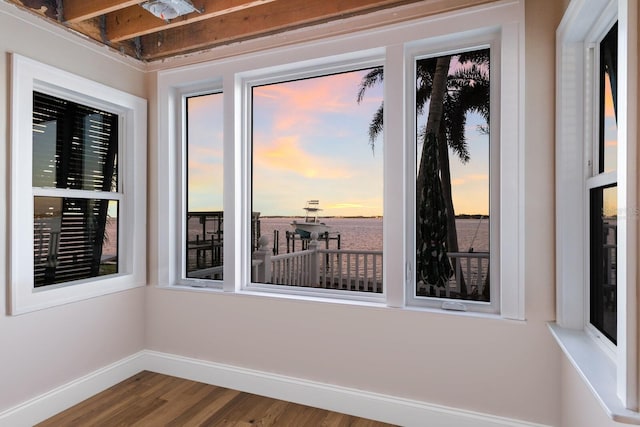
[159,283,507,320]
[548,322,640,425]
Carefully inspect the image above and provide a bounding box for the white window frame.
[404,35,502,314]
[155,0,524,320]
[10,54,147,315]
[177,84,225,290]
[239,54,387,304]
[552,0,640,421]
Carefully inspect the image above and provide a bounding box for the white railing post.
[253,235,272,283]
[308,232,320,286]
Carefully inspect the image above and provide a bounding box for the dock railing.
[253,234,383,292]
[253,234,489,299]
[417,252,490,300]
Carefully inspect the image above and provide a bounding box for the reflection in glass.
[600,23,617,173]
[185,93,224,280]
[32,92,119,191]
[414,49,491,302]
[34,197,118,287]
[590,185,617,343]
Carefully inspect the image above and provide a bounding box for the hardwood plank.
[106,0,278,43]
[160,387,240,426]
[37,371,395,426]
[63,0,143,23]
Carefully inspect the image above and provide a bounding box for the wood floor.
[37,371,395,426]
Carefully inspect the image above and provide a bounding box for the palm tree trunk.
[416,55,451,291]
[438,127,467,297]
[417,56,451,185]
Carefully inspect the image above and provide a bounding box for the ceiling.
[5,0,440,62]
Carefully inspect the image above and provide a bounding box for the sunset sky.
[187,67,492,217]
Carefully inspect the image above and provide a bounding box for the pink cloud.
[254,71,372,116]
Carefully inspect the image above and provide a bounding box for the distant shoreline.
[259,214,488,219]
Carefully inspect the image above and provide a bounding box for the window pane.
[33,92,119,191]
[599,23,617,174]
[251,69,384,293]
[414,49,490,302]
[590,185,617,343]
[34,197,118,287]
[185,93,224,280]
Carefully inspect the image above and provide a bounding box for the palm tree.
[357,49,490,298]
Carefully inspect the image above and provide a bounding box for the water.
[105,216,489,260]
[259,216,488,255]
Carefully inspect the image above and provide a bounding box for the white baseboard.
[0,351,146,427]
[0,350,551,427]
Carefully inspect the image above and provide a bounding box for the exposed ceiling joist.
[5,0,498,62]
[63,0,142,23]
[107,0,276,42]
[139,0,416,60]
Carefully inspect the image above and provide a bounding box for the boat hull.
[291,221,330,238]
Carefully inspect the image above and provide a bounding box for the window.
[184,92,224,282]
[588,22,618,344]
[249,68,384,295]
[411,48,494,311]
[156,0,523,318]
[554,0,639,418]
[32,92,120,287]
[10,54,147,314]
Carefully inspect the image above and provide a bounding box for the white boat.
[291,200,330,237]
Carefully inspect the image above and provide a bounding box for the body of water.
[105,216,489,261]
[258,216,489,255]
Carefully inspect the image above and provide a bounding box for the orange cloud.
[469,174,489,181]
[254,136,351,179]
[605,139,617,147]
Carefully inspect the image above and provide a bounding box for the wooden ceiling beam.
[107,0,276,42]
[64,0,143,24]
[139,0,421,60]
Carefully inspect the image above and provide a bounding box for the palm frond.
[356,67,384,104]
[368,102,384,151]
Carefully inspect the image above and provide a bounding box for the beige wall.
[560,358,622,427]
[0,6,147,411]
[144,1,564,425]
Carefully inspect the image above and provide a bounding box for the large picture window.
[157,0,523,319]
[249,68,384,294]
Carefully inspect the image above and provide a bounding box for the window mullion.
[384,43,405,308]
[32,187,123,200]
